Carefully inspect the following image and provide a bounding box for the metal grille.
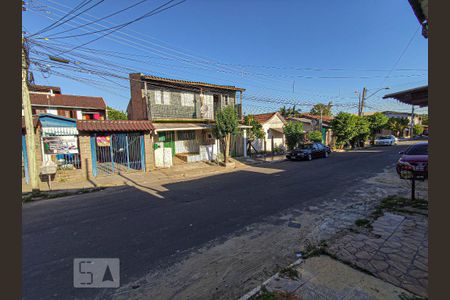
[94,133,144,176]
[55,154,81,170]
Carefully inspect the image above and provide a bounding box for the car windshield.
[405,144,428,155]
[378,136,391,140]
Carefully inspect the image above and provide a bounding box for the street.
[23,144,409,300]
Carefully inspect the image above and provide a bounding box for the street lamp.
[365,87,390,100]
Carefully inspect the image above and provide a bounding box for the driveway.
[22,144,409,299]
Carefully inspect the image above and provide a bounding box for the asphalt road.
[22,144,408,299]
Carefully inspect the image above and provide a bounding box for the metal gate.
[90,133,145,176]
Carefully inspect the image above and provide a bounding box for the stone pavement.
[243,256,414,300]
[327,212,428,298]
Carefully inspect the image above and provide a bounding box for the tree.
[365,112,389,141]
[283,121,304,150]
[331,112,358,148]
[421,114,428,126]
[308,130,323,143]
[413,124,424,136]
[243,115,265,141]
[279,105,300,118]
[352,116,371,147]
[107,106,127,120]
[310,102,333,117]
[213,105,239,163]
[387,117,410,137]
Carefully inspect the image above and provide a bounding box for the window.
[155,90,162,104]
[181,93,195,107]
[177,130,196,140]
[223,95,229,106]
[163,91,171,105]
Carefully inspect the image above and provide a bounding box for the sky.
[23,0,428,115]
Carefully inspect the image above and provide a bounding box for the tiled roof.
[77,120,154,132]
[137,73,245,92]
[252,112,286,124]
[300,113,334,122]
[30,93,106,110]
[29,84,62,94]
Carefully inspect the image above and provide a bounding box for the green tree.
[213,105,239,163]
[283,121,304,150]
[308,130,323,143]
[331,112,359,148]
[352,116,371,147]
[279,105,300,118]
[310,102,333,117]
[413,124,424,136]
[387,117,410,137]
[107,106,127,120]
[421,114,428,126]
[243,115,265,141]
[365,112,389,141]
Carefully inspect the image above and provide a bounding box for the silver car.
[374,135,397,146]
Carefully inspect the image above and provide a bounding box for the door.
[159,131,176,157]
[312,143,321,158]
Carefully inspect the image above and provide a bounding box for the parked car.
[396,142,428,179]
[286,142,331,161]
[374,135,397,146]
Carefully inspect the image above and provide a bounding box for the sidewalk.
[22,159,249,199]
[242,168,428,300]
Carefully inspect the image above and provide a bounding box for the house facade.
[127,73,246,166]
[25,85,107,120]
[286,113,333,145]
[251,112,287,152]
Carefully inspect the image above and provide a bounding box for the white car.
[374,135,397,146]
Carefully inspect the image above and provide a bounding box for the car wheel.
[307,154,312,161]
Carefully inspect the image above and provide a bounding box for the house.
[286,113,334,145]
[127,73,247,166]
[25,84,107,120]
[381,111,423,125]
[250,112,287,152]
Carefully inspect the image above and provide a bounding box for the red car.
[396,142,428,179]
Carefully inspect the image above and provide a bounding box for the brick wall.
[78,133,94,179]
[128,73,146,120]
[143,132,155,171]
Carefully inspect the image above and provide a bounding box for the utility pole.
[22,37,40,192]
[410,105,415,139]
[359,87,367,117]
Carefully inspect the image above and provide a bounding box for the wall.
[261,114,286,152]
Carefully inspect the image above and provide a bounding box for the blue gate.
[91,133,145,176]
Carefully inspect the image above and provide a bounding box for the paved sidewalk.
[327,211,428,297]
[22,159,248,196]
[242,256,414,300]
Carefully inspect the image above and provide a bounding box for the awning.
[383,85,428,107]
[153,123,213,133]
[42,127,79,136]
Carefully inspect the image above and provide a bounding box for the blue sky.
[23,0,428,115]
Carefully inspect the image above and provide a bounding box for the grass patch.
[278,266,299,280]
[378,195,428,211]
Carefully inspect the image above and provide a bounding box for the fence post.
[22,134,30,184]
[109,135,115,174]
[140,134,146,172]
[90,135,97,177]
[125,134,130,170]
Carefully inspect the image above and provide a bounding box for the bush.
[308,130,323,143]
[283,121,304,150]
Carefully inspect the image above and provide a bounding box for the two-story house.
[127,73,246,166]
[25,85,107,120]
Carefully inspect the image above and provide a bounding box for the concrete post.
[243,129,247,158]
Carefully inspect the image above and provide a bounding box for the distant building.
[251,112,287,152]
[25,84,107,120]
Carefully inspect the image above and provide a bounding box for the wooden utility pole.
[22,37,40,192]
